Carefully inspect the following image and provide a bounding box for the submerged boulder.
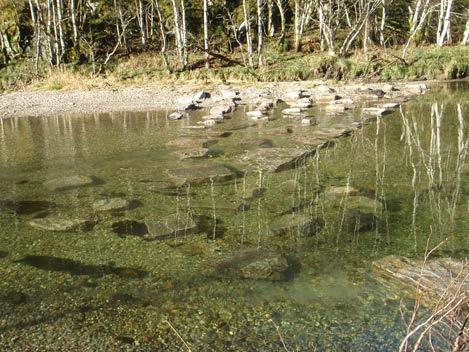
[270,213,324,237]
[373,255,468,321]
[214,250,300,281]
[238,148,312,173]
[342,208,379,233]
[93,198,130,212]
[166,137,217,149]
[167,164,241,186]
[145,213,198,240]
[44,175,96,192]
[175,148,210,160]
[28,216,95,232]
[240,255,297,281]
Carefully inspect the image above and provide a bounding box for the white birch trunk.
[463,15,469,45]
[242,0,254,67]
[257,0,264,66]
[70,0,78,43]
[437,0,453,46]
[203,0,209,68]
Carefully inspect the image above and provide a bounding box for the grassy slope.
[0,45,468,92]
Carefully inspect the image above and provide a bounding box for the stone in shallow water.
[168,112,184,120]
[167,164,241,186]
[240,255,299,281]
[342,209,379,233]
[175,148,210,160]
[287,98,312,108]
[193,91,211,101]
[270,213,324,237]
[28,217,95,232]
[214,250,300,281]
[93,198,130,212]
[44,175,96,192]
[379,102,400,109]
[312,128,352,139]
[291,136,332,148]
[372,256,468,319]
[315,94,339,103]
[325,186,360,198]
[145,213,198,240]
[238,148,312,172]
[246,110,266,119]
[166,137,217,148]
[362,107,392,117]
[282,107,305,116]
[345,195,384,213]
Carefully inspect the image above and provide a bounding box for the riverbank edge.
[0,78,466,120]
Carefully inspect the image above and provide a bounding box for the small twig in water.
[165,320,192,352]
[269,319,290,352]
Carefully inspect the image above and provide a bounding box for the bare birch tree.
[436,0,454,47]
[463,11,469,45]
[242,0,254,67]
[257,0,264,66]
[203,0,209,68]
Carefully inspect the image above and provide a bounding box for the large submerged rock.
[44,175,96,192]
[213,250,300,281]
[270,213,324,237]
[93,198,130,212]
[145,213,198,240]
[28,216,95,232]
[373,256,468,320]
[238,148,312,172]
[167,164,241,186]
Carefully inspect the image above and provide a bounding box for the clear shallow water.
[0,82,467,351]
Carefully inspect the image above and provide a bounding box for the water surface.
[0,82,468,351]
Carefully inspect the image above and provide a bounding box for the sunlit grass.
[0,45,467,93]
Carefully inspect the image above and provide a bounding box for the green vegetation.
[0,0,468,92]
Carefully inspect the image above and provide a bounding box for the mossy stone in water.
[238,148,312,173]
[240,255,293,281]
[344,196,384,213]
[166,164,241,187]
[145,213,197,240]
[93,198,130,212]
[28,217,95,232]
[342,209,379,233]
[44,175,95,191]
[270,213,324,237]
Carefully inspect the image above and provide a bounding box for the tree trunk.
[379,0,386,46]
[437,0,454,46]
[267,0,274,37]
[56,0,66,61]
[203,0,209,68]
[180,0,188,67]
[242,0,254,67]
[70,0,78,43]
[154,0,170,71]
[275,0,285,48]
[463,15,469,45]
[138,0,147,47]
[170,0,183,68]
[257,0,264,66]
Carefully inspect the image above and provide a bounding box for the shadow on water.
[15,255,148,279]
[111,220,149,237]
[0,200,57,215]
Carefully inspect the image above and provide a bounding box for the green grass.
[0,45,467,93]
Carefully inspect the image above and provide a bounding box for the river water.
[0,82,467,351]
